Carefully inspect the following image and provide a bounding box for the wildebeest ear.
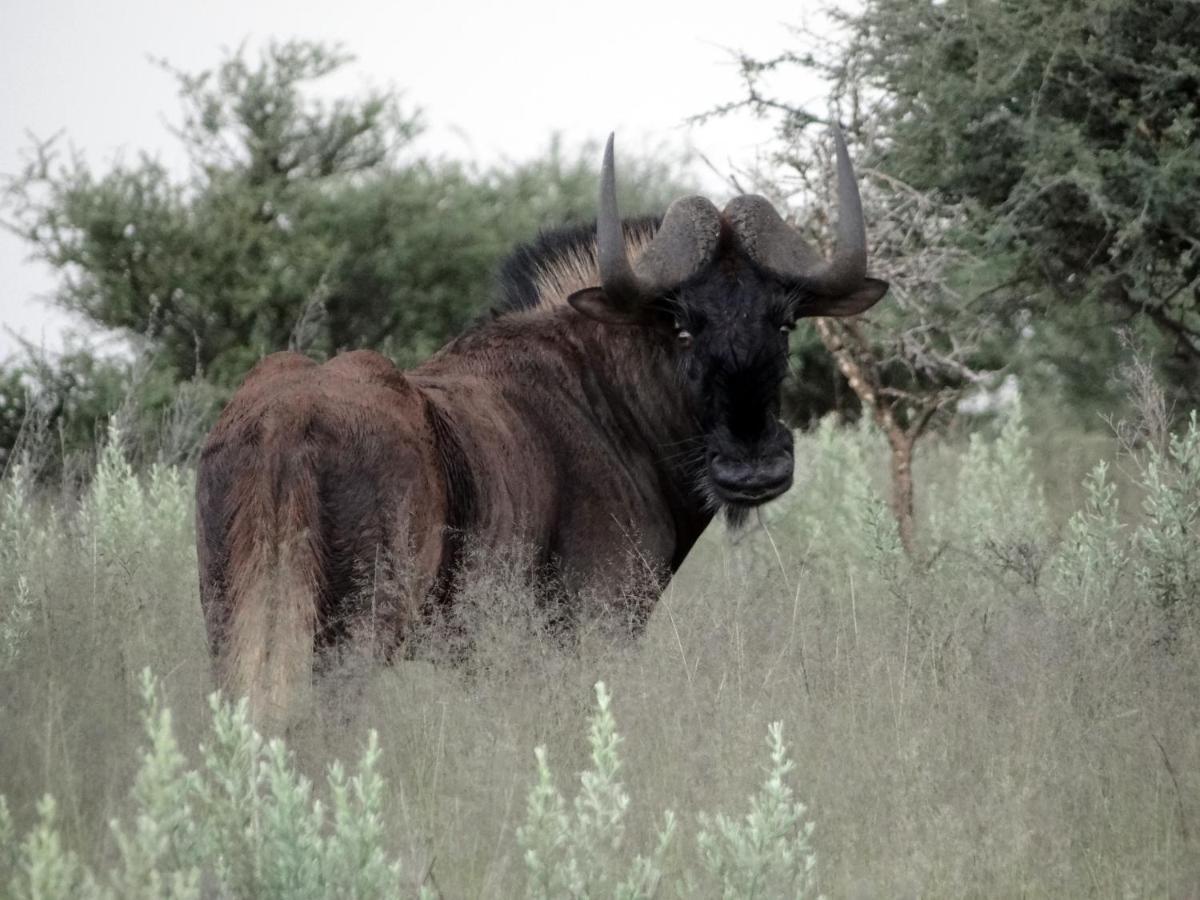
[793,277,889,319]
[567,286,646,325]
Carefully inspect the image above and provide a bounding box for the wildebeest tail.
[213,441,324,730]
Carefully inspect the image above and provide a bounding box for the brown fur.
[197,231,707,724]
[530,225,656,309]
[197,215,884,724]
[197,351,449,725]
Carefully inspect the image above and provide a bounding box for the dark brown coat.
[197,134,888,723]
[198,238,711,721]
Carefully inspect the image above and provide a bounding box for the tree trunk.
[886,430,916,556]
[814,317,922,556]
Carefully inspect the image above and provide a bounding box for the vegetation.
[2,402,1198,896]
[1,672,408,900]
[723,0,1200,420]
[10,0,1197,473]
[0,41,690,469]
[0,670,816,900]
[849,0,1200,408]
[693,0,1200,545]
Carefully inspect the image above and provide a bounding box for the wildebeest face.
[672,265,796,510]
[573,254,886,514]
[569,130,889,516]
[670,259,885,513]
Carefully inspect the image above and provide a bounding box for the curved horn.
[639,196,722,288]
[596,134,643,305]
[724,126,868,295]
[596,134,720,305]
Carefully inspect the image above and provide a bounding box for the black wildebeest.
[197,131,888,722]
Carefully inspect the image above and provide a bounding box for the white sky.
[0,0,834,363]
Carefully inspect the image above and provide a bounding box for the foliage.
[0,665,828,900]
[0,343,143,473]
[714,0,1200,420]
[828,0,1199,411]
[518,682,677,899]
[1,42,691,467]
[933,397,1049,563]
[4,41,418,388]
[1,670,413,899]
[518,681,820,899]
[1051,460,1129,610]
[0,367,29,469]
[695,723,819,900]
[83,421,195,579]
[1133,411,1200,614]
[0,421,195,675]
[0,464,40,668]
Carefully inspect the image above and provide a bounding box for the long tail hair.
[214,444,323,729]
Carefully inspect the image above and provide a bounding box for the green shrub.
[693,722,820,900]
[930,398,1049,571]
[0,464,42,668]
[518,682,676,899]
[1051,460,1130,612]
[1046,411,1200,627]
[518,683,819,899]
[2,674,824,899]
[1134,411,1200,614]
[1,670,415,900]
[84,422,194,575]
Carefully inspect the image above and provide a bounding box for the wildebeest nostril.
[710,453,794,497]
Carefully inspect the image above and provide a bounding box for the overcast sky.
[0,0,833,362]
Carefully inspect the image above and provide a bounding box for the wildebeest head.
[568,131,889,518]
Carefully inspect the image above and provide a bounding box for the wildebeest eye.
[780,323,795,334]
[673,317,695,348]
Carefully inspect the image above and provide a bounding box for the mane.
[492,217,662,317]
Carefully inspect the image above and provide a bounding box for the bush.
[1134,411,1200,615]
[1,670,414,900]
[693,722,819,900]
[518,682,820,899]
[2,675,822,899]
[517,681,675,899]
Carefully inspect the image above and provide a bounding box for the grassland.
[2,405,1199,897]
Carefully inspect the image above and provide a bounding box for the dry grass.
[2,411,1199,896]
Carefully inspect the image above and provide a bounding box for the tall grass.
[2,405,1199,896]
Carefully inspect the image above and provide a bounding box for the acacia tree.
[4,42,690,382]
[797,128,1000,553]
[706,89,1003,553]
[1,41,689,465]
[5,42,416,387]
[825,0,1199,410]
[719,0,1199,549]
